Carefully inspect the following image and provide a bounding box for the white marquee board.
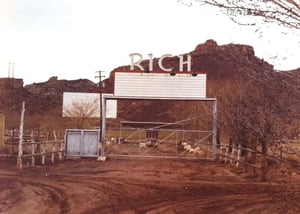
[114,71,206,98]
[62,92,117,118]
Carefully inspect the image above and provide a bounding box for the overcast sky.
[0,0,299,85]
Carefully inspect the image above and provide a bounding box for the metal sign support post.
[212,100,218,159]
[99,97,107,161]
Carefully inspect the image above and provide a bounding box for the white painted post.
[31,143,35,165]
[224,144,229,164]
[58,141,62,160]
[17,101,25,169]
[62,141,65,160]
[42,143,46,165]
[51,143,55,163]
[212,100,217,159]
[31,131,35,166]
[53,130,57,140]
[230,143,236,165]
[218,144,221,161]
[236,144,241,168]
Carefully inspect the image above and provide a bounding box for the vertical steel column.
[212,99,218,159]
[100,97,107,158]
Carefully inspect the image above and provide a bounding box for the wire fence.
[104,127,215,159]
[218,140,300,180]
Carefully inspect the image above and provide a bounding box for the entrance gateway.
[99,70,217,160]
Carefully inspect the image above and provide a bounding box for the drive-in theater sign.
[100,53,217,160]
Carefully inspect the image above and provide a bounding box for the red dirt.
[1,156,300,214]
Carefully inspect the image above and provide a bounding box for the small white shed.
[65,129,100,157]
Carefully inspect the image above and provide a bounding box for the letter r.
[129,53,144,71]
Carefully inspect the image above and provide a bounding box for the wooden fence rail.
[19,140,65,169]
[17,139,65,169]
[4,130,65,169]
[219,143,265,180]
[3,124,66,169]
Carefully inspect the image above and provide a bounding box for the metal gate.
[105,126,214,159]
[65,129,99,157]
[101,96,217,160]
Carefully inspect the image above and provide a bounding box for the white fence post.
[58,141,63,160]
[224,144,229,163]
[17,101,25,169]
[219,144,223,161]
[51,142,55,163]
[42,143,46,165]
[236,144,241,168]
[31,131,35,166]
[230,143,236,165]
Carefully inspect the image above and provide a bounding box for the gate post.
[212,99,217,159]
[99,96,107,161]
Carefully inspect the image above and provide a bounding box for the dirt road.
[1,156,300,213]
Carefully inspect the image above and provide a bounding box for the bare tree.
[181,0,300,29]
[217,61,300,180]
[63,98,99,128]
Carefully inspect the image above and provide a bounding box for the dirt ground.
[1,156,300,214]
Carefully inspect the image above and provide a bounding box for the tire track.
[2,158,300,213]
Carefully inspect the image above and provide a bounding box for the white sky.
[0,0,299,85]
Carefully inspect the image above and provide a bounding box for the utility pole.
[8,62,15,78]
[95,70,105,121]
[95,70,105,159]
[8,62,16,87]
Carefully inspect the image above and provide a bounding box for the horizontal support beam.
[103,95,216,102]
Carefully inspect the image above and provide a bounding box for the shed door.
[66,131,81,155]
[82,131,99,156]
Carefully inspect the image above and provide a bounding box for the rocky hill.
[106,40,299,123]
[0,40,299,141]
[1,77,98,110]
[0,76,100,129]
